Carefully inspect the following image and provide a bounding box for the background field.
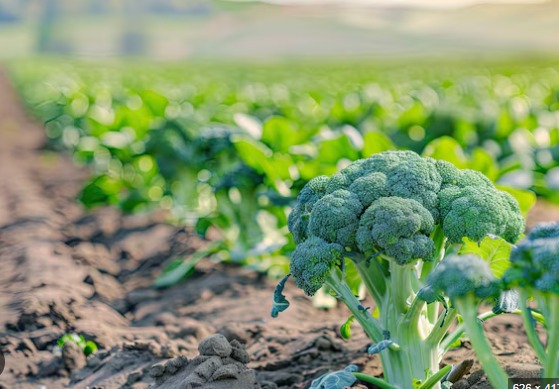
[2,1,559,388]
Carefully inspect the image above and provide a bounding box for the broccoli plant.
[504,221,559,378]
[272,151,524,389]
[421,254,508,388]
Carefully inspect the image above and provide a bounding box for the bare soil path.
[0,70,557,389]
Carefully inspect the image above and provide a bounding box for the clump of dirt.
[149,334,259,389]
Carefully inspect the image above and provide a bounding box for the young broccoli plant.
[272,151,524,389]
[421,254,508,388]
[504,221,559,378]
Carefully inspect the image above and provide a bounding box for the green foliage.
[9,59,548,282]
[309,365,358,389]
[459,235,514,278]
[57,334,98,356]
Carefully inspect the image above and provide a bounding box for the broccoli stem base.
[328,264,445,389]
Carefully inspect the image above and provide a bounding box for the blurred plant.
[57,333,98,356]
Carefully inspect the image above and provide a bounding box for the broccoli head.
[288,151,524,267]
[504,221,559,293]
[426,254,502,301]
[290,236,345,296]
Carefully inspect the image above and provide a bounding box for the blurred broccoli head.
[288,151,525,266]
[426,254,502,301]
[504,221,559,294]
[290,236,345,296]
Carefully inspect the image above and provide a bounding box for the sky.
[259,0,548,8]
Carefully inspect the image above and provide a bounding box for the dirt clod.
[62,342,86,372]
[150,335,260,389]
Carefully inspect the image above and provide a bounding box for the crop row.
[9,59,557,278]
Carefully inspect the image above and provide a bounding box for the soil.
[0,70,557,389]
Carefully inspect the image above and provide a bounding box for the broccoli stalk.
[453,298,508,388]
[273,151,525,389]
[504,222,559,378]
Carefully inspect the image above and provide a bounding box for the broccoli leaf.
[367,340,394,355]
[271,274,291,318]
[340,315,354,339]
[459,235,512,278]
[310,365,358,389]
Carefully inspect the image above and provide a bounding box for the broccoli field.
[2,57,559,389]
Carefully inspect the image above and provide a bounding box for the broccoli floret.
[436,161,493,189]
[504,221,559,293]
[308,189,363,248]
[503,221,559,378]
[288,175,330,243]
[289,236,344,296]
[438,186,524,243]
[426,254,501,300]
[348,172,388,208]
[356,197,435,264]
[384,155,441,219]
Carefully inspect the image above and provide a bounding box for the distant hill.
[0,0,557,59]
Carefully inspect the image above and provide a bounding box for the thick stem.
[454,298,508,389]
[518,290,547,364]
[390,261,414,314]
[350,253,385,306]
[544,294,559,378]
[422,226,446,324]
[325,271,384,343]
[427,308,457,351]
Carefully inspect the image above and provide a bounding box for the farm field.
[2,58,559,389]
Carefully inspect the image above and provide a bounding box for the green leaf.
[496,185,536,217]
[79,175,121,208]
[340,315,354,339]
[139,90,168,117]
[261,116,302,152]
[318,134,360,165]
[310,365,358,389]
[469,148,499,182]
[422,136,467,169]
[58,334,85,348]
[362,130,395,157]
[233,136,292,195]
[83,341,98,356]
[153,242,223,288]
[271,274,291,318]
[459,235,513,278]
[344,260,362,296]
